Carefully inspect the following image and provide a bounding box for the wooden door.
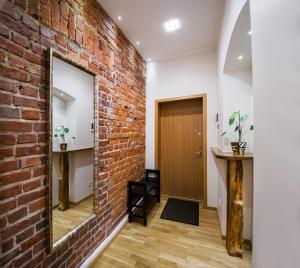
[159,98,203,201]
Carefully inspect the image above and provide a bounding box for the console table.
[58,151,69,211]
[212,147,253,257]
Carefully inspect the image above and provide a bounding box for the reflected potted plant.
[54,125,69,152]
[221,111,253,155]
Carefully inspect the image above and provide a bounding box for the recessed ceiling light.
[164,18,181,32]
[248,30,252,35]
[118,16,122,21]
[136,41,140,45]
[238,55,244,61]
[60,93,64,96]
[148,58,151,61]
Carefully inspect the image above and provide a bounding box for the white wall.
[146,50,218,207]
[251,0,300,266]
[216,0,253,240]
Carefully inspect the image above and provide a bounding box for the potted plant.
[221,111,253,155]
[54,125,69,151]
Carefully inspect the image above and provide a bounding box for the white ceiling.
[224,2,252,72]
[98,0,224,61]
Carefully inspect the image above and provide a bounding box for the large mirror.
[49,49,98,248]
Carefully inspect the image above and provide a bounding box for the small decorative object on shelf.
[54,125,69,152]
[221,111,253,155]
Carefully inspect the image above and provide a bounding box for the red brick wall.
[0,0,146,267]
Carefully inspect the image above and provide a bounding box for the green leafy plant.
[54,125,69,144]
[221,111,253,142]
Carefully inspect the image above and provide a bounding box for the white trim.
[80,215,128,268]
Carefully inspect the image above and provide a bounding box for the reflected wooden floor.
[90,198,251,268]
[53,196,93,243]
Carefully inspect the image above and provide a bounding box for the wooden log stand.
[58,151,69,211]
[212,147,253,257]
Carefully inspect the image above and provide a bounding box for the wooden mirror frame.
[48,48,100,251]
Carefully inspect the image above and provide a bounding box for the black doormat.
[160,198,199,226]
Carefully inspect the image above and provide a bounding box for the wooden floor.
[90,198,251,268]
[53,196,93,243]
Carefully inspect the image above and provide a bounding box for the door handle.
[195,146,203,156]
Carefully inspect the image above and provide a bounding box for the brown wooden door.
[159,98,203,201]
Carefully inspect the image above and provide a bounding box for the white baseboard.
[80,215,128,268]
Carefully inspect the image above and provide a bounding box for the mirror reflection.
[51,56,95,244]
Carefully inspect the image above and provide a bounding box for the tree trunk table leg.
[226,159,243,257]
[59,152,69,211]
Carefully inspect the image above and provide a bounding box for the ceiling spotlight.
[118,16,122,21]
[136,41,140,45]
[60,93,64,96]
[148,58,151,61]
[248,30,252,35]
[238,55,244,61]
[164,18,181,32]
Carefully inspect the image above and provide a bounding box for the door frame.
[155,94,208,208]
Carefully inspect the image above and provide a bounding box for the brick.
[12,32,30,48]
[0,134,16,145]
[21,110,40,120]
[23,15,39,32]
[0,170,31,186]
[0,35,25,57]
[8,207,27,224]
[16,145,44,157]
[75,29,82,44]
[0,248,19,267]
[13,250,32,267]
[0,79,17,92]
[14,96,38,108]
[0,13,39,42]
[68,10,75,40]
[41,4,51,26]
[0,92,12,104]
[0,23,9,38]
[18,189,45,206]
[0,65,29,82]
[19,85,39,97]
[23,180,41,192]
[2,213,40,240]
[36,219,47,231]
[33,165,46,177]
[20,156,41,168]
[40,25,55,39]
[16,227,34,243]
[0,107,20,118]
[1,1,21,20]
[0,49,5,62]
[55,34,67,48]
[0,160,18,173]
[28,0,39,19]
[8,54,28,70]
[0,147,14,159]
[0,200,17,214]
[33,122,46,131]
[0,121,32,132]
[60,1,69,19]
[31,42,45,56]
[21,230,45,252]
[18,134,38,144]
[29,198,45,213]
[15,0,27,10]
[24,51,43,65]
[0,184,22,200]
[60,17,68,35]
